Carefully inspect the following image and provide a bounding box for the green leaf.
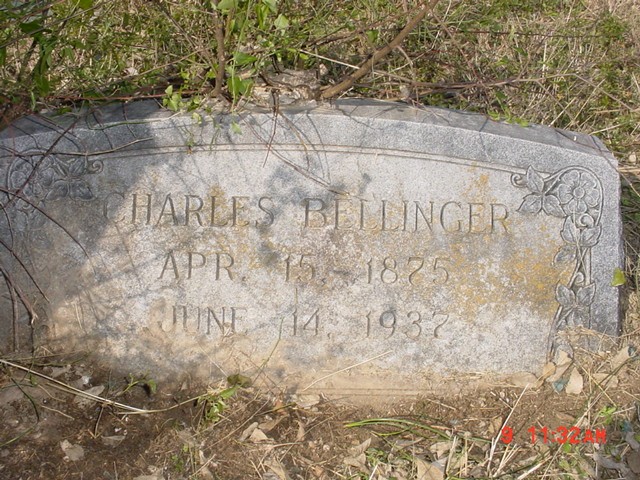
[163,86,182,112]
[228,75,242,98]
[366,30,379,44]
[0,46,5,67]
[256,3,269,29]
[230,121,242,134]
[168,94,181,111]
[19,20,43,35]
[217,0,238,11]
[218,385,238,400]
[227,373,252,387]
[262,0,277,12]
[34,72,50,95]
[232,51,258,67]
[78,0,93,9]
[274,14,289,31]
[228,75,252,99]
[145,379,158,394]
[62,46,74,60]
[611,267,626,286]
[558,458,572,471]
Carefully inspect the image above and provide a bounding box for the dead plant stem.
[319,0,440,99]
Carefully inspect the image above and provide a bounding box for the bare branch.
[211,0,226,98]
[319,0,441,100]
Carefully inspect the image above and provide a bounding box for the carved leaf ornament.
[512,166,603,339]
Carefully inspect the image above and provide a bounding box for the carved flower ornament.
[512,165,603,348]
[557,170,601,216]
[4,154,102,252]
[9,155,101,204]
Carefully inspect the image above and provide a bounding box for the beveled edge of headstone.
[0,98,616,157]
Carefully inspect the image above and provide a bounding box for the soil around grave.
[2,318,640,480]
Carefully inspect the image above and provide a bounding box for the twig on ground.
[300,351,393,392]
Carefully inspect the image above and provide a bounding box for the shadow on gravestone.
[0,99,623,397]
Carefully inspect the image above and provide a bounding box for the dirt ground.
[2,310,640,480]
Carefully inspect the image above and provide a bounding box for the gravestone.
[0,100,622,395]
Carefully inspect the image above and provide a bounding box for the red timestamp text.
[500,426,607,445]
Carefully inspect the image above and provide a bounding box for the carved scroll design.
[511,166,603,343]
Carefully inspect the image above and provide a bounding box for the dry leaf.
[343,453,367,470]
[611,346,632,370]
[565,367,584,395]
[415,458,444,480]
[50,365,71,378]
[292,394,320,408]
[265,459,290,480]
[508,372,538,388]
[259,416,285,433]
[547,351,572,383]
[541,361,556,380]
[198,450,215,480]
[310,465,325,478]
[73,385,105,408]
[555,412,577,424]
[296,420,306,442]
[349,438,371,455]
[489,417,503,436]
[249,427,269,443]
[239,421,259,442]
[176,429,197,448]
[101,435,125,447]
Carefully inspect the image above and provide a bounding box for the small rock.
[0,386,24,405]
[628,450,640,473]
[291,394,320,408]
[50,365,71,378]
[626,431,640,450]
[101,435,126,447]
[60,440,84,461]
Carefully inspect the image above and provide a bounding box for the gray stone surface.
[0,100,622,395]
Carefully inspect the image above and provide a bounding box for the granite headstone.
[0,100,622,394]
